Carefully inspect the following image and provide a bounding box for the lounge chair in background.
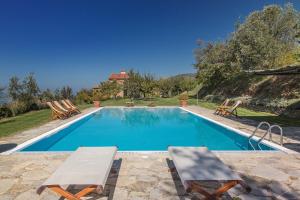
[61,100,80,114]
[37,147,118,200]
[219,100,242,117]
[46,102,69,119]
[53,101,74,115]
[65,99,81,113]
[214,99,230,114]
[168,146,250,199]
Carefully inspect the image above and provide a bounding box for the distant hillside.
[197,72,300,118]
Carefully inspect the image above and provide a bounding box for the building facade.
[93,70,129,98]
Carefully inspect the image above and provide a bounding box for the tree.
[0,86,5,104]
[109,81,122,99]
[40,89,55,101]
[21,73,40,105]
[60,86,73,99]
[23,73,40,98]
[98,81,112,98]
[124,69,143,99]
[231,4,300,70]
[141,74,157,99]
[194,4,300,91]
[8,73,40,104]
[158,78,173,97]
[8,76,22,101]
[7,73,41,113]
[54,88,61,100]
[75,89,93,104]
[180,77,197,93]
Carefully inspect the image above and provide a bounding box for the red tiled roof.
[109,73,129,80]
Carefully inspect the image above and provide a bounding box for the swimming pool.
[19,107,277,152]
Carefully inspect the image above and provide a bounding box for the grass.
[194,100,300,127]
[0,104,92,138]
[0,98,298,138]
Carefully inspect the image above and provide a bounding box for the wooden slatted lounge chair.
[61,100,80,114]
[168,147,250,200]
[219,100,242,117]
[53,101,74,115]
[65,99,81,113]
[46,102,68,119]
[37,147,117,200]
[214,99,230,115]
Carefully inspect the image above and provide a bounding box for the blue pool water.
[21,108,276,151]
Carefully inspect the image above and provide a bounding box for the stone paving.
[0,106,300,200]
[1,152,300,200]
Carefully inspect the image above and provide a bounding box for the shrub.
[178,93,189,101]
[8,101,28,116]
[0,105,13,119]
[92,93,109,101]
[203,95,225,103]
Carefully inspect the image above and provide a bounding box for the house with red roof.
[93,70,129,98]
[108,71,129,84]
[108,71,129,97]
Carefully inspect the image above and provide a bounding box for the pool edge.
[1,107,103,155]
[3,106,297,155]
[180,107,296,154]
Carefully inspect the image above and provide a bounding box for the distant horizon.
[1,0,299,91]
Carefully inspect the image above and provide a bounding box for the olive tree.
[60,86,73,99]
[124,70,143,99]
[141,74,157,99]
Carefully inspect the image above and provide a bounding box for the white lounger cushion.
[38,147,117,193]
[168,146,241,189]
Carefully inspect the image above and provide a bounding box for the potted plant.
[179,93,188,107]
[93,93,102,107]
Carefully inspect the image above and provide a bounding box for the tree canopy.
[194,4,300,88]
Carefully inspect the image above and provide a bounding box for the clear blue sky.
[0,0,299,91]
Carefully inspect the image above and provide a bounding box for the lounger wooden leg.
[48,185,80,200]
[213,180,239,198]
[48,185,97,200]
[75,185,97,198]
[188,182,212,199]
[188,180,241,200]
[51,111,57,120]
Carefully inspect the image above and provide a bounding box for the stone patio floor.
[0,106,300,200]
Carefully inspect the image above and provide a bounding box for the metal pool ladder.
[248,122,283,150]
[267,125,283,146]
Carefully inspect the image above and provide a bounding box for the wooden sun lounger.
[61,100,80,114]
[37,147,117,200]
[219,100,242,117]
[53,101,74,115]
[65,99,81,113]
[168,147,250,200]
[46,102,69,119]
[214,99,230,115]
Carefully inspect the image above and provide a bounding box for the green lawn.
[0,104,92,138]
[194,100,300,127]
[0,99,298,138]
